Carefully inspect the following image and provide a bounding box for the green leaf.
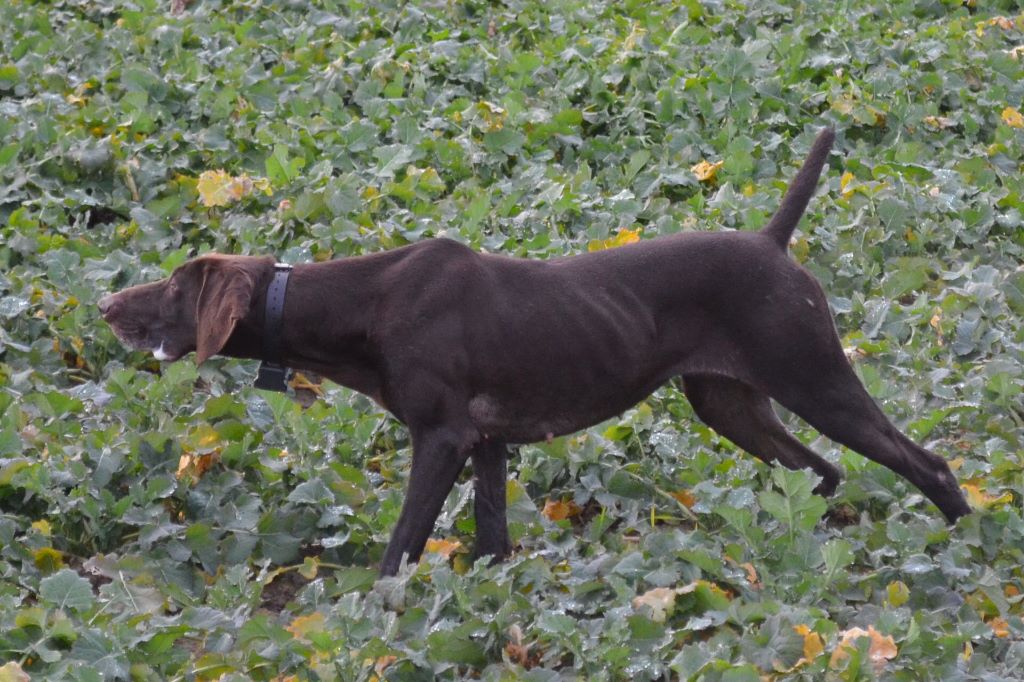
[758,467,826,531]
[265,144,304,185]
[39,569,95,611]
[483,129,526,156]
[0,142,18,169]
[426,630,487,667]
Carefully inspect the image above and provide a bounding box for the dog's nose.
[97,295,115,316]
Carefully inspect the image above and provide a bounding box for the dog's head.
[99,254,273,364]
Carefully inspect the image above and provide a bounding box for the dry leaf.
[739,562,759,587]
[372,655,397,677]
[0,662,30,682]
[670,489,696,508]
[830,625,897,671]
[989,617,1010,638]
[542,498,582,521]
[977,16,1017,36]
[632,586,679,622]
[505,624,541,669]
[176,452,219,483]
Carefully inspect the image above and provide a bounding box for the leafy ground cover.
[1,0,1023,679]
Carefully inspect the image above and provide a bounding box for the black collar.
[254,263,292,392]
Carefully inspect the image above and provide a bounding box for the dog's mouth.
[151,343,183,362]
[106,324,184,362]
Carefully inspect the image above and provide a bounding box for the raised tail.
[760,128,835,250]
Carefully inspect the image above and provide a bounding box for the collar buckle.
[254,362,289,391]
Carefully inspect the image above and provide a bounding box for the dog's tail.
[760,128,835,250]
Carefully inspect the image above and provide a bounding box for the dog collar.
[254,263,292,392]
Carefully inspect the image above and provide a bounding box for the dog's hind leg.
[748,320,971,522]
[471,439,513,563]
[682,374,842,495]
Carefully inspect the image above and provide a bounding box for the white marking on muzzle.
[152,343,171,361]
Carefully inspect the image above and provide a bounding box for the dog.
[99,128,971,575]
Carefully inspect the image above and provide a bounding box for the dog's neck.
[224,257,387,400]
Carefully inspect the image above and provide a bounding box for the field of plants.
[1,0,1023,679]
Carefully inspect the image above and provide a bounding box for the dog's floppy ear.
[194,259,257,365]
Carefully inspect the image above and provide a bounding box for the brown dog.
[100,129,970,575]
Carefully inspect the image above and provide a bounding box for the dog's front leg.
[471,440,513,563]
[380,427,472,576]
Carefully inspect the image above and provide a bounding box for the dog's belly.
[467,377,666,444]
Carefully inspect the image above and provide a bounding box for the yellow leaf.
[690,159,723,183]
[33,547,64,572]
[587,227,641,252]
[794,624,825,664]
[197,170,271,207]
[617,22,647,62]
[830,625,897,672]
[542,498,582,521]
[186,423,222,453]
[1002,106,1024,129]
[0,662,30,682]
[197,169,234,207]
[299,556,319,580]
[289,372,324,396]
[961,482,1014,510]
[677,579,733,605]
[65,82,93,107]
[477,100,506,131]
[839,171,856,198]
[31,519,52,536]
[286,612,325,639]
[424,537,462,558]
[887,580,910,607]
[632,586,678,622]
[923,115,955,129]
[831,93,856,115]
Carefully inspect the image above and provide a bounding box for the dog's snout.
[98,294,115,316]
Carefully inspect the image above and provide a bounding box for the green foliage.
[0,0,1023,678]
